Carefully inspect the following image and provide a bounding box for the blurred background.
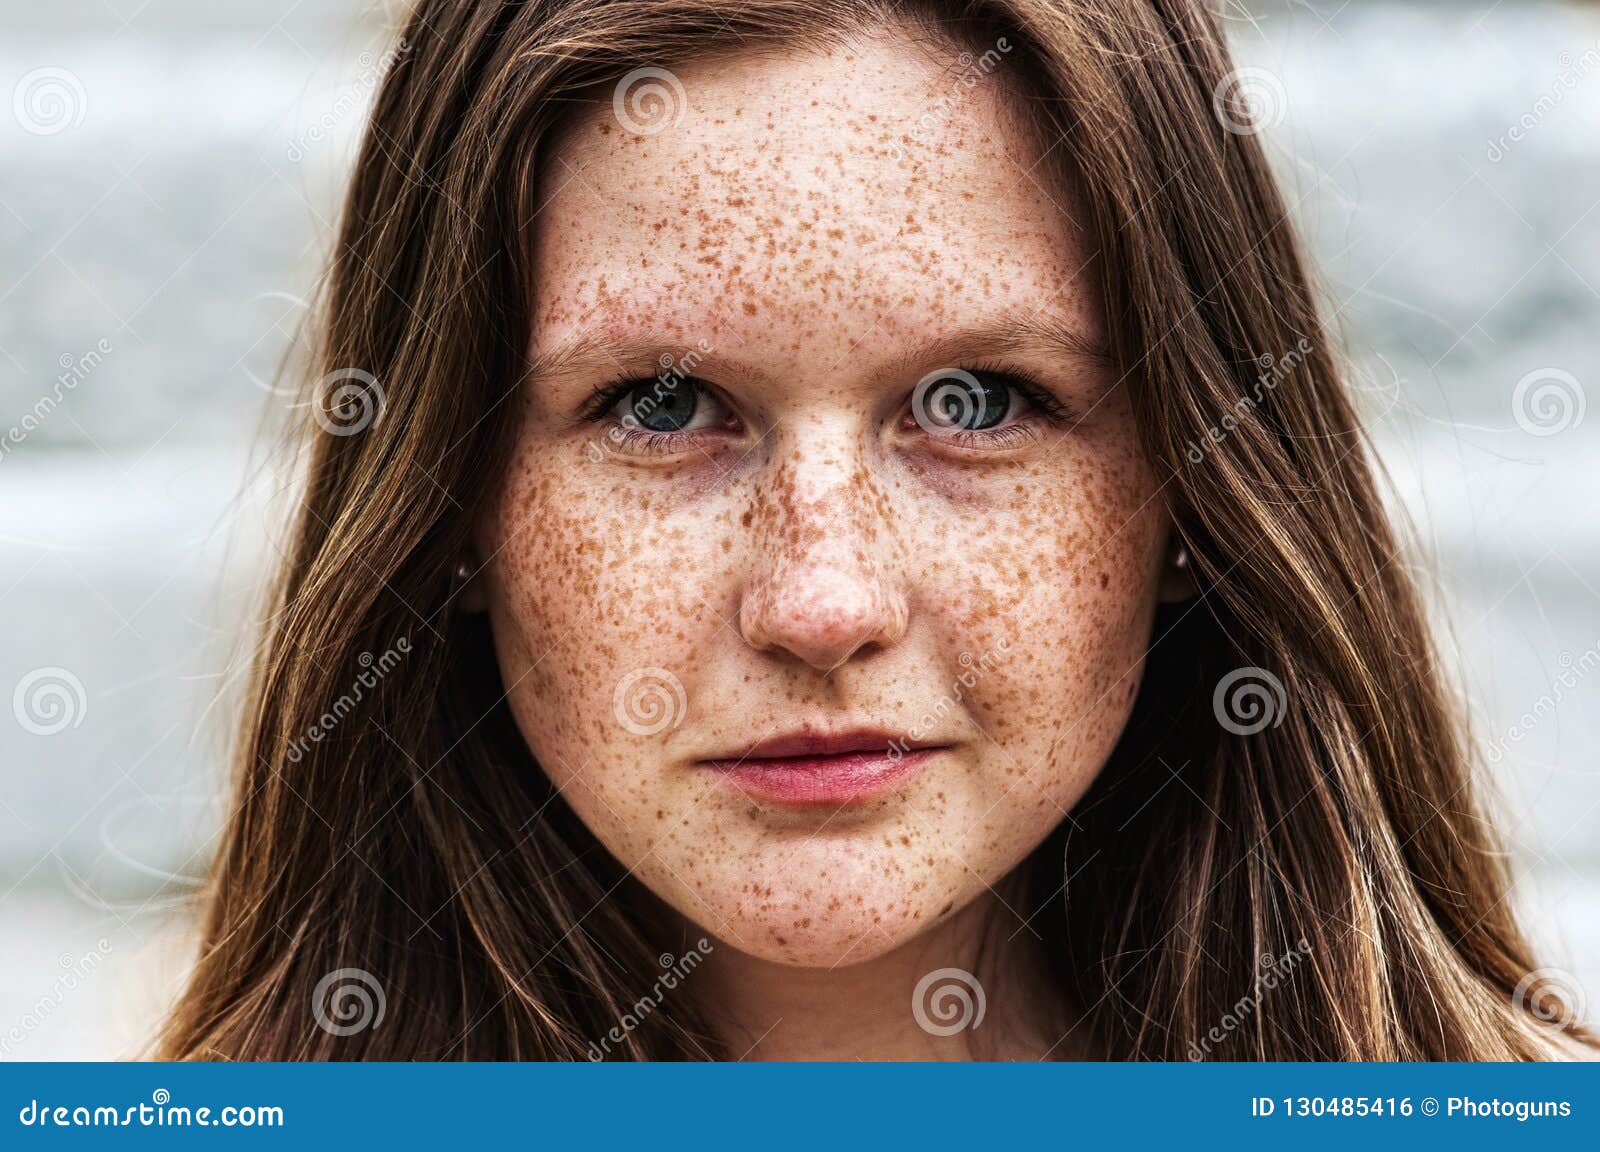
[1,0,1597,1058]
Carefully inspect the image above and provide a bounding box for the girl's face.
[479,30,1170,966]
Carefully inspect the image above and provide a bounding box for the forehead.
[529,28,1101,366]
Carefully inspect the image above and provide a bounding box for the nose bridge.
[739,424,907,671]
[766,431,874,555]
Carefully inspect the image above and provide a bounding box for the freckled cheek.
[914,463,1162,739]
[485,468,738,718]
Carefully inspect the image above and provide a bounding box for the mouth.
[698,728,948,806]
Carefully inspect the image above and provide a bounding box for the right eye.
[609,376,725,432]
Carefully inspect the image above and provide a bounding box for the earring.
[1173,546,1190,570]
[454,558,473,583]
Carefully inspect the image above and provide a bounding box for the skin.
[475,27,1180,1058]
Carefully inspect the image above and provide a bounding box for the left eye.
[911,369,1018,433]
[610,376,725,432]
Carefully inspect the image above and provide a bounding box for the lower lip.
[701,748,942,806]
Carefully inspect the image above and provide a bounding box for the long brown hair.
[163,0,1592,1059]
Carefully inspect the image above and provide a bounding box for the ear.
[455,553,488,613]
[1157,529,1200,604]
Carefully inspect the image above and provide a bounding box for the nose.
[737,437,908,673]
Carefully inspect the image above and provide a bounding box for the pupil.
[631,377,698,432]
[936,376,1008,431]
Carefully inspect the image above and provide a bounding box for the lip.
[699,728,947,806]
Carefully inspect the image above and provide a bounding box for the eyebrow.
[895,312,1112,373]
[523,312,1112,385]
[524,329,686,383]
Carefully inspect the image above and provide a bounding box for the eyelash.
[580,377,669,422]
[936,361,1071,445]
[581,363,1070,454]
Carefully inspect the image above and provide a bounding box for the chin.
[714,907,929,968]
[670,840,979,968]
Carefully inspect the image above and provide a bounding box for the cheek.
[478,452,737,784]
[914,439,1164,777]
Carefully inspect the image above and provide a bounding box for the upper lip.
[710,728,942,763]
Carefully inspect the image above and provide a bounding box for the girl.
[163,0,1593,1060]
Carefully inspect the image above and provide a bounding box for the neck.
[695,889,1066,1061]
